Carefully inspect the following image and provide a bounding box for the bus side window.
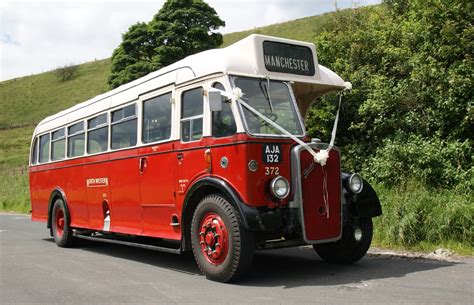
[31,137,38,165]
[181,88,203,142]
[212,82,236,138]
[39,133,50,163]
[142,92,172,143]
[87,113,108,154]
[51,128,66,161]
[68,122,85,158]
[111,104,137,149]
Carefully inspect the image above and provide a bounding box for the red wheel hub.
[55,209,65,238]
[198,213,228,265]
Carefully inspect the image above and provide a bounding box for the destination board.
[263,41,315,76]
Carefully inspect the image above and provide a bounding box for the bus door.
[108,103,142,235]
[138,91,179,239]
[84,113,110,231]
[175,86,209,207]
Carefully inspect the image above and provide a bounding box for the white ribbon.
[231,86,347,167]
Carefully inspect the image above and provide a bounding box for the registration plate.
[262,143,282,164]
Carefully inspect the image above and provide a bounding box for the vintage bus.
[29,34,381,282]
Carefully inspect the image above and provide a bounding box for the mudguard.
[342,173,382,218]
[183,177,282,232]
[46,188,70,230]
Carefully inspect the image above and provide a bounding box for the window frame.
[50,127,66,161]
[86,113,109,155]
[67,121,85,158]
[110,103,138,150]
[180,86,204,143]
[142,92,173,145]
[211,82,237,138]
[38,133,51,164]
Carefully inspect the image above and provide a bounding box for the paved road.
[1,213,473,304]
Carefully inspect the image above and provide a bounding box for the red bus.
[29,34,381,282]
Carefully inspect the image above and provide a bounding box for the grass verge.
[372,182,473,256]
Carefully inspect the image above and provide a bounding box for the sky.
[0,0,380,81]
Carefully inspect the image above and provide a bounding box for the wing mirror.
[208,89,223,112]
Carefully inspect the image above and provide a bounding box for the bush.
[54,64,79,81]
[364,135,472,189]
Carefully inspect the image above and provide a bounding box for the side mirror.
[208,90,223,112]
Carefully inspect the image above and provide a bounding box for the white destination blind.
[263,41,315,76]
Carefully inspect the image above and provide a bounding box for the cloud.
[0,0,380,81]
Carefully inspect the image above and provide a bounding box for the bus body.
[29,34,381,282]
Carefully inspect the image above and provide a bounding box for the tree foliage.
[108,0,225,89]
[306,0,473,188]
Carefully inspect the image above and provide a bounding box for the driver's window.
[212,82,236,138]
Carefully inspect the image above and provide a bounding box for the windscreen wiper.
[259,78,273,112]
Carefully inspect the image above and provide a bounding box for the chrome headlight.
[348,173,363,194]
[270,176,290,199]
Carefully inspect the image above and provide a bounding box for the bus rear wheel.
[191,194,255,282]
[51,198,74,247]
[313,216,373,264]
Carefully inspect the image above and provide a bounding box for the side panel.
[175,139,209,209]
[108,149,142,234]
[84,154,110,230]
[29,165,48,221]
[62,158,88,228]
[139,142,179,239]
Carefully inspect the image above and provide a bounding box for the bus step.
[74,232,182,254]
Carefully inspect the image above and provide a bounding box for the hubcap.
[354,227,363,242]
[55,208,65,238]
[198,213,228,266]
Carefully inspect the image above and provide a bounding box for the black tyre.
[313,217,373,264]
[191,194,255,282]
[51,198,74,247]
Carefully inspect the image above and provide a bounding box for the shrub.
[54,64,79,81]
[364,135,473,189]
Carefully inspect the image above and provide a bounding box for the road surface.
[1,213,473,304]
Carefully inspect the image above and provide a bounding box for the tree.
[306,0,473,187]
[108,0,225,89]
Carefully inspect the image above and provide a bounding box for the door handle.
[177,153,184,165]
[139,157,148,174]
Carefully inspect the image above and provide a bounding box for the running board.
[74,233,182,254]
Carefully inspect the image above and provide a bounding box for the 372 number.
[265,167,280,176]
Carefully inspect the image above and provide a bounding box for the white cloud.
[0,0,380,81]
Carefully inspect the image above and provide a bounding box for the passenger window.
[143,93,172,143]
[181,88,203,142]
[31,137,38,165]
[87,113,108,154]
[212,82,236,138]
[67,122,85,158]
[111,104,137,149]
[39,134,50,163]
[51,128,66,161]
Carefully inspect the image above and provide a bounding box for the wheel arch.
[181,177,250,252]
[47,188,70,231]
[342,172,382,218]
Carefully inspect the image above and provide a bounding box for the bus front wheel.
[191,194,255,282]
[51,198,74,247]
